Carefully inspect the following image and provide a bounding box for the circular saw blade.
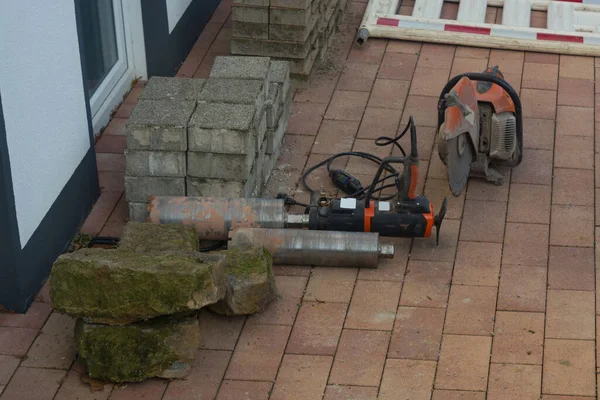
[446,133,473,197]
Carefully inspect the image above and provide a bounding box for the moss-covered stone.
[118,222,198,253]
[50,249,225,325]
[75,315,200,382]
[209,244,277,316]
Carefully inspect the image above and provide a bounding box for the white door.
[79,0,147,135]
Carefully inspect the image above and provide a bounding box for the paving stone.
[460,200,507,243]
[210,56,271,81]
[444,285,497,336]
[247,275,307,325]
[111,379,167,400]
[216,380,272,400]
[21,312,75,370]
[548,246,594,291]
[435,335,492,391]
[522,62,558,90]
[54,369,113,400]
[288,102,327,135]
[550,205,594,247]
[450,57,488,76]
[368,79,410,110]
[126,100,196,151]
[270,355,332,400]
[124,150,186,177]
[466,170,510,202]
[304,267,357,303]
[0,301,52,329]
[225,323,290,381]
[287,302,347,356]
[554,135,594,169]
[345,280,401,331]
[558,78,595,107]
[138,76,206,100]
[400,260,453,308]
[432,390,486,400]
[511,149,553,185]
[163,350,230,400]
[0,327,39,357]
[388,306,445,360]
[410,66,451,97]
[503,223,549,267]
[401,95,439,127]
[424,178,465,220]
[0,367,65,400]
[0,355,19,386]
[324,385,379,400]
[546,290,595,340]
[492,311,544,365]
[523,118,555,150]
[198,310,245,351]
[487,363,542,400]
[507,183,551,224]
[453,241,502,287]
[525,52,559,64]
[378,359,436,400]
[556,105,594,137]
[329,329,389,386]
[559,55,595,80]
[337,63,378,92]
[497,265,546,312]
[325,90,369,122]
[417,43,456,69]
[520,89,556,119]
[312,120,358,154]
[358,237,411,282]
[378,53,418,80]
[410,219,460,263]
[543,339,596,396]
[124,176,185,203]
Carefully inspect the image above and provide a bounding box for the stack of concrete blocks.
[125,77,206,221]
[230,0,347,84]
[124,57,291,221]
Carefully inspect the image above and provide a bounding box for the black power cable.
[300,117,416,201]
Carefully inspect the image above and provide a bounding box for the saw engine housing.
[437,67,523,195]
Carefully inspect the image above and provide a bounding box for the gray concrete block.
[288,39,320,75]
[267,95,291,154]
[231,5,269,23]
[265,83,281,129]
[233,0,269,6]
[198,79,266,109]
[232,21,269,39]
[124,150,186,177]
[270,0,312,9]
[263,130,285,185]
[187,175,257,198]
[268,20,317,43]
[270,5,313,26]
[269,61,291,104]
[138,77,205,101]
[124,176,185,203]
[126,100,196,151]
[230,30,317,59]
[187,151,255,180]
[128,202,148,222]
[210,56,271,81]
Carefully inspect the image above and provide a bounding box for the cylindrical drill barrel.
[147,196,287,240]
[229,228,394,269]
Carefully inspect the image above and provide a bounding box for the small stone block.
[209,244,277,316]
[270,60,291,102]
[186,176,257,198]
[231,35,314,60]
[268,18,317,42]
[210,56,271,81]
[232,5,269,23]
[50,249,226,325]
[266,84,282,128]
[233,0,269,5]
[75,316,200,382]
[126,100,196,151]
[187,151,255,180]
[124,150,186,177]
[128,202,148,222]
[198,79,266,109]
[270,0,311,8]
[119,222,199,253]
[267,96,291,154]
[270,6,313,26]
[138,77,206,101]
[124,176,185,203]
[232,21,269,39]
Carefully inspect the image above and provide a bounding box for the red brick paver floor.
[2,0,600,398]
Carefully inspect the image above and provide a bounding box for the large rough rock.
[209,243,277,316]
[118,222,198,253]
[50,249,225,325]
[75,316,200,382]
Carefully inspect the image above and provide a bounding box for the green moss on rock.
[50,249,225,325]
[118,222,199,253]
[209,245,277,316]
[75,315,200,382]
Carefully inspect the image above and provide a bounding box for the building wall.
[142,0,222,77]
[0,1,99,312]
